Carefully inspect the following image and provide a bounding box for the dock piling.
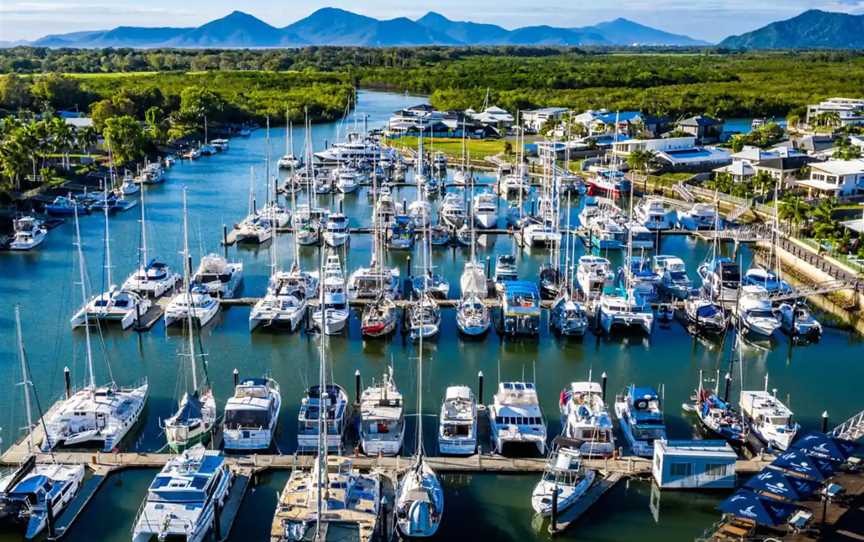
[233,368,239,387]
[477,371,484,406]
[355,370,361,405]
[822,411,829,433]
[601,372,607,401]
[551,483,559,532]
[724,373,732,403]
[64,366,71,399]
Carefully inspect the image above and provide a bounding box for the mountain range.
[720,9,864,49]
[25,9,708,48]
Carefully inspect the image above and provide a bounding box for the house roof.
[811,159,864,176]
[715,161,755,176]
[679,115,722,127]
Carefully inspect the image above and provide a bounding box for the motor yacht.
[439,192,467,229]
[8,217,47,251]
[438,386,478,455]
[46,195,89,216]
[192,254,243,298]
[678,202,721,230]
[322,212,350,247]
[698,257,740,303]
[530,442,595,517]
[550,295,588,337]
[296,384,349,453]
[777,301,822,340]
[311,253,350,335]
[576,256,614,302]
[222,377,281,451]
[734,285,781,338]
[473,191,499,229]
[358,369,405,456]
[635,197,676,230]
[388,215,415,250]
[742,267,793,297]
[740,380,799,451]
[559,381,615,458]
[653,255,692,299]
[0,462,85,540]
[614,385,667,457]
[500,281,541,337]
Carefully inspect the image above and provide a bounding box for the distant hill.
[720,9,864,49]
[22,8,706,49]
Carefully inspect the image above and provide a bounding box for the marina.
[2,90,864,542]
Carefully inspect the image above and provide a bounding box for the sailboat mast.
[140,183,148,266]
[417,325,424,460]
[15,306,34,452]
[74,208,96,390]
[181,189,198,391]
[286,108,291,156]
[315,245,328,540]
[103,182,113,288]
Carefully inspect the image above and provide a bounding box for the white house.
[717,145,812,184]
[522,107,569,132]
[471,106,514,128]
[806,97,864,127]
[652,440,737,490]
[612,136,731,171]
[612,136,697,156]
[798,159,864,199]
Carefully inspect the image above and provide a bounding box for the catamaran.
[395,333,444,538]
[42,210,149,452]
[489,381,547,455]
[131,445,233,542]
[192,254,244,299]
[358,369,405,456]
[559,381,615,458]
[222,376,282,451]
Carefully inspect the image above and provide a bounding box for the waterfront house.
[719,145,813,185]
[797,159,864,199]
[806,97,864,128]
[652,440,737,490]
[572,109,668,138]
[613,136,731,172]
[713,160,755,183]
[470,106,514,129]
[676,115,723,144]
[522,107,570,133]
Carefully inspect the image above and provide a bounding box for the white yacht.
[9,216,47,251]
[613,385,667,457]
[322,212,350,247]
[518,219,562,249]
[740,378,799,451]
[460,260,488,298]
[438,386,477,455]
[635,197,676,230]
[653,255,692,299]
[473,192,499,229]
[489,381,547,456]
[735,285,781,338]
[249,269,313,332]
[359,369,405,456]
[222,376,282,451]
[742,266,793,297]
[131,446,232,542]
[456,295,491,337]
[589,215,626,250]
[698,257,740,303]
[531,442,595,517]
[347,262,401,301]
[0,462,85,539]
[493,254,518,292]
[598,289,654,335]
[576,255,614,302]
[296,384,349,453]
[164,287,220,327]
[311,253,350,335]
[193,254,243,298]
[439,192,467,228]
[408,199,432,228]
[43,213,149,452]
[559,381,615,458]
[678,202,721,230]
[777,301,822,339]
[626,221,654,250]
[334,165,361,193]
[123,187,181,298]
[408,292,441,340]
[257,200,291,228]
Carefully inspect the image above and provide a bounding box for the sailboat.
[278,109,302,170]
[43,209,149,452]
[70,185,152,330]
[395,334,444,538]
[271,292,381,542]
[163,193,217,452]
[460,176,488,300]
[0,307,86,540]
[122,187,182,299]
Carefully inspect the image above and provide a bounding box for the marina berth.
[438,386,478,455]
[559,381,615,458]
[222,377,281,451]
[489,381,547,456]
[358,369,405,456]
[132,445,232,542]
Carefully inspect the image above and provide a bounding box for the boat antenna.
[74,207,96,390]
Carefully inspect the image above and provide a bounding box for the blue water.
[0,91,860,542]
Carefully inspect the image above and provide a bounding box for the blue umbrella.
[745,468,820,501]
[792,431,858,463]
[718,489,801,527]
[771,449,834,481]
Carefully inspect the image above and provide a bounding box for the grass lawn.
[387,136,507,161]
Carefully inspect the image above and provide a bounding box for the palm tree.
[627,149,657,192]
[811,198,837,242]
[778,194,810,236]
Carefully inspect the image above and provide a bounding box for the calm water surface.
[0,91,860,541]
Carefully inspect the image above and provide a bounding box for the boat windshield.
[224,409,270,429]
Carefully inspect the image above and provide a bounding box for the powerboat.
[589,215,626,250]
[777,301,822,340]
[164,287,220,327]
[678,202,721,230]
[530,441,595,517]
[635,197,676,230]
[489,381,547,455]
[439,192,467,229]
[430,225,450,246]
[626,221,654,250]
[388,215,415,250]
[683,294,728,335]
[627,257,661,302]
[192,254,243,298]
[322,212,350,248]
[734,285,781,338]
[549,295,588,337]
[698,257,740,303]
[311,253,350,335]
[518,219,561,249]
[500,281,541,337]
[493,254,518,292]
[222,376,281,451]
[614,385,667,457]
[742,267,793,297]
[45,195,88,216]
[8,217,47,251]
[653,255,692,299]
[408,199,432,228]
[576,256,614,302]
[740,383,799,451]
[296,384,349,453]
[473,191,499,229]
[334,165,361,193]
[358,369,405,456]
[456,295,491,337]
[438,386,477,455]
[0,462,85,540]
[131,445,232,542]
[559,381,615,458]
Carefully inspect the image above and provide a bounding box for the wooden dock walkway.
[549,471,624,535]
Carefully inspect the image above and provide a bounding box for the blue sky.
[1,0,863,42]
